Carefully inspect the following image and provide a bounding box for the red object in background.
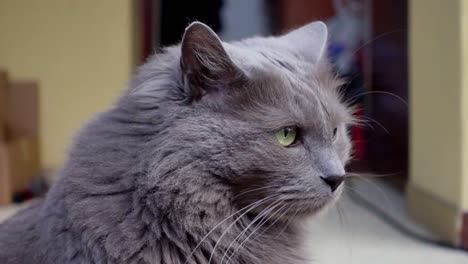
[141,0,158,61]
[352,105,365,160]
[142,0,153,60]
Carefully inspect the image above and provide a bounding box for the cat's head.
[132,21,353,220]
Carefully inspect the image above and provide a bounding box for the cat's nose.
[320,175,344,192]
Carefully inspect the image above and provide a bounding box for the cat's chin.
[291,185,344,220]
[309,186,343,216]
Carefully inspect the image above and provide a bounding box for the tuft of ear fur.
[278,21,328,63]
[180,22,246,101]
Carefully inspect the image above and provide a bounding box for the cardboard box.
[6,81,38,139]
[0,78,40,205]
[0,138,39,205]
[0,138,40,205]
[0,145,12,205]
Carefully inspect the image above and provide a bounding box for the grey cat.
[0,21,353,264]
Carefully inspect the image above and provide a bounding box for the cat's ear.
[180,22,245,101]
[278,21,328,63]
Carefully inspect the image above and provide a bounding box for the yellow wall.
[0,0,140,169]
[410,0,464,207]
[462,0,468,209]
[410,0,468,243]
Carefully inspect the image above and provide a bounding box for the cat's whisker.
[346,171,401,179]
[220,200,285,264]
[356,115,389,135]
[232,186,277,200]
[266,203,294,240]
[221,202,284,264]
[335,200,353,257]
[184,194,279,264]
[336,200,351,244]
[344,89,407,132]
[350,29,406,57]
[225,202,289,264]
[258,203,293,238]
[336,203,345,229]
[206,195,281,264]
[346,90,408,107]
[349,117,373,131]
[274,203,300,239]
[345,178,395,215]
[344,185,362,195]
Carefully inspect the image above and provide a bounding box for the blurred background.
[0,0,467,263]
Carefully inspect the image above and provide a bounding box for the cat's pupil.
[284,129,289,137]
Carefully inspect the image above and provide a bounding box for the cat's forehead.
[226,38,313,76]
[224,42,347,128]
[226,39,341,103]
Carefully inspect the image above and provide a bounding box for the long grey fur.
[0,21,353,264]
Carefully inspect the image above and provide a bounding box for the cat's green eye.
[275,127,297,147]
